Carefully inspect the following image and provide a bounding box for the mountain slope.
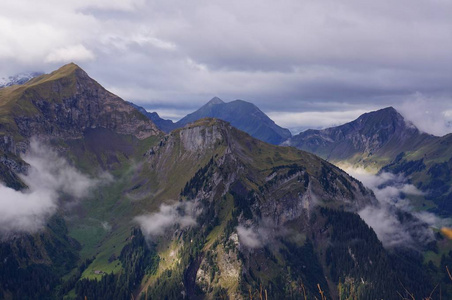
[121,118,435,299]
[174,97,292,145]
[381,132,452,215]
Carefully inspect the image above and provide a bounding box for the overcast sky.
[1,0,451,134]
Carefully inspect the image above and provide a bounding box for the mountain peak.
[49,62,86,78]
[206,96,224,106]
[0,63,160,147]
[361,106,398,117]
[59,62,81,71]
[22,62,87,88]
[375,106,398,116]
[372,106,398,117]
[47,62,83,78]
[288,106,430,166]
[358,106,408,128]
[175,98,291,144]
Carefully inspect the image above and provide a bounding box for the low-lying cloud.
[396,93,452,137]
[346,167,444,249]
[0,139,107,237]
[236,219,287,249]
[237,225,266,249]
[135,201,198,237]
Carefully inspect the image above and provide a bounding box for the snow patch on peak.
[0,72,43,88]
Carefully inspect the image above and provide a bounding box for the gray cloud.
[346,168,445,249]
[135,201,198,237]
[0,139,107,237]
[0,0,451,134]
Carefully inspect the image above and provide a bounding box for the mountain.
[285,107,435,169]
[0,63,160,158]
[138,119,443,300]
[131,97,291,144]
[0,65,446,299]
[174,97,292,145]
[128,102,176,133]
[0,72,43,88]
[0,63,163,298]
[286,107,452,216]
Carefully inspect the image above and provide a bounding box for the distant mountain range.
[133,97,292,145]
[128,102,176,133]
[0,71,43,88]
[0,63,449,299]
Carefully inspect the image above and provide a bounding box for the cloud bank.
[0,139,103,237]
[346,168,444,249]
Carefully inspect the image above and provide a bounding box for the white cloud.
[135,201,198,237]
[45,44,95,63]
[0,185,57,236]
[0,139,106,237]
[345,167,444,249]
[268,109,369,133]
[79,0,145,11]
[236,219,286,249]
[396,93,452,137]
[237,225,262,248]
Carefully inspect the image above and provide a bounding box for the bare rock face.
[179,123,223,153]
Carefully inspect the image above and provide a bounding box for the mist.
[346,167,444,249]
[236,218,289,249]
[0,139,105,237]
[237,225,266,249]
[397,93,452,137]
[135,201,199,237]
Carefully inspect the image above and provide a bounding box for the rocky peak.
[354,106,410,132]
[205,96,224,106]
[178,118,227,153]
[175,98,291,145]
[287,106,433,166]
